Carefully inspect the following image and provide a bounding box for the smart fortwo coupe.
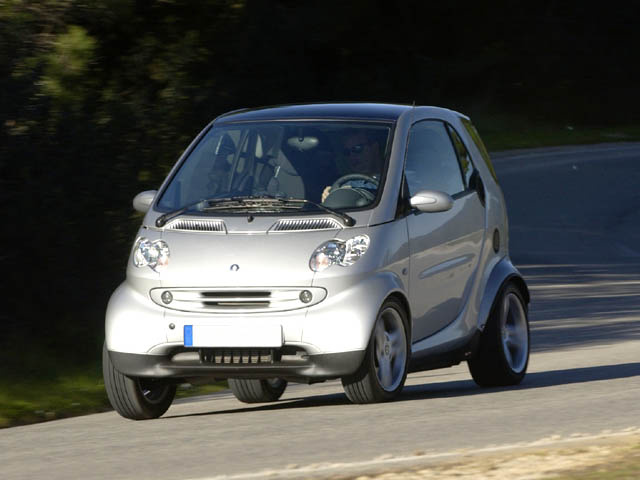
[103,103,530,420]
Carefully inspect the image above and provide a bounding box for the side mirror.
[133,190,157,213]
[410,190,453,213]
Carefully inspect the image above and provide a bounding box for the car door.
[405,120,485,342]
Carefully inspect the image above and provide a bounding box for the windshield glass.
[156,121,392,212]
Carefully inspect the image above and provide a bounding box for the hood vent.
[165,218,226,232]
[270,218,342,232]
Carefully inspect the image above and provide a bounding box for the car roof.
[214,103,414,124]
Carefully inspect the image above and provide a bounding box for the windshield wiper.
[156,198,206,228]
[156,194,355,228]
[203,195,355,226]
[201,194,292,211]
[156,195,291,227]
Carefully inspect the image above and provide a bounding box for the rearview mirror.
[133,190,157,213]
[410,190,453,213]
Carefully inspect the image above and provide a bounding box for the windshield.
[156,121,392,212]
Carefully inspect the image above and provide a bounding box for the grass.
[0,364,227,429]
[552,442,640,479]
[472,113,640,151]
[0,366,110,429]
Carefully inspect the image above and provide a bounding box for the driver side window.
[404,120,465,197]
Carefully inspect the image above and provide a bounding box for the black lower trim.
[408,330,481,373]
[108,348,365,382]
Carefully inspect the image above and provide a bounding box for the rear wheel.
[342,298,409,404]
[228,378,288,403]
[468,283,530,386]
[102,343,176,420]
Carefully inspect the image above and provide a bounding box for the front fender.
[477,256,529,330]
[105,281,167,354]
[302,271,407,353]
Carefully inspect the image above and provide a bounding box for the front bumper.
[107,348,365,381]
[106,271,405,356]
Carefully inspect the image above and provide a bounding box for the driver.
[321,131,383,202]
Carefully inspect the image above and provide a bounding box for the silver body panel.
[105,104,527,381]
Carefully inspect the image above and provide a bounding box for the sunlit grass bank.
[0,367,226,428]
[554,441,640,479]
[0,371,110,428]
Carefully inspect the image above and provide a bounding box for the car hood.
[157,222,343,288]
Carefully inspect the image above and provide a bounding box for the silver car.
[103,103,530,420]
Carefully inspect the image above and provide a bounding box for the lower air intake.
[199,348,276,364]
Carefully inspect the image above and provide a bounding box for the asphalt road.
[2,143,639,480]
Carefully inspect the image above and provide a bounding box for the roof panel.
[214,103,413,123]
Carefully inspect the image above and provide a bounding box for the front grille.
[165,218,226,232]
[270,218,342,232]
[150,287,326,313]
[200,290,271,308]
[199,348,276,364]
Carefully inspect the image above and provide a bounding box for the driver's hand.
[321,185,332,202]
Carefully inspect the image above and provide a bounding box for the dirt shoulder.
[318,430,640,480]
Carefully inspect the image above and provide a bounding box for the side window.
[461,118,498,182]
[405,120,465,197]
[446,125,474,188]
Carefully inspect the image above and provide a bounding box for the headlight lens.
[309,235,370,272]
[133,238,170,272]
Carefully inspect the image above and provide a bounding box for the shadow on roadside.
[516,263,640,352]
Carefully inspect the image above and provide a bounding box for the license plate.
[183,324,283,348]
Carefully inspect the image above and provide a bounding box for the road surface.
[1,142,639,480]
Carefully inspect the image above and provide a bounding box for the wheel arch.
[360,290,412,356]
[477,257,529,331]
[385,291,412,338]
[508,275,530,305]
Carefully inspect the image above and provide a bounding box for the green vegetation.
[0,368,110,428]
[475,115,640,151]
[0,367,226,428]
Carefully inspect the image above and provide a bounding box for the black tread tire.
[341,298,409,404]
[102,343,176,420]
[468,283,530,387]
[228,378,287,403]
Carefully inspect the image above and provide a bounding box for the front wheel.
[342,298,409,403]
[228,378,288,403]
[468,283,530,386]
[102,343,176,420]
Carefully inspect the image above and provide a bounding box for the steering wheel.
[331,173,379,191]
[324,173,379,206]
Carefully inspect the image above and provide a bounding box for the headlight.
[133,238,170,272]
[309,235,370,272]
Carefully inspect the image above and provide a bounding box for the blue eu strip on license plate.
[184,325,193,346]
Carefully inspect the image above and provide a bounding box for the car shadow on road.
[164,362,640,420]
[400,361,640,400]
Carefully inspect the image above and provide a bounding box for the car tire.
[468,283,530,387]
[342,298,409,404]
[228,378,288,403]
[102,343,176,420]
